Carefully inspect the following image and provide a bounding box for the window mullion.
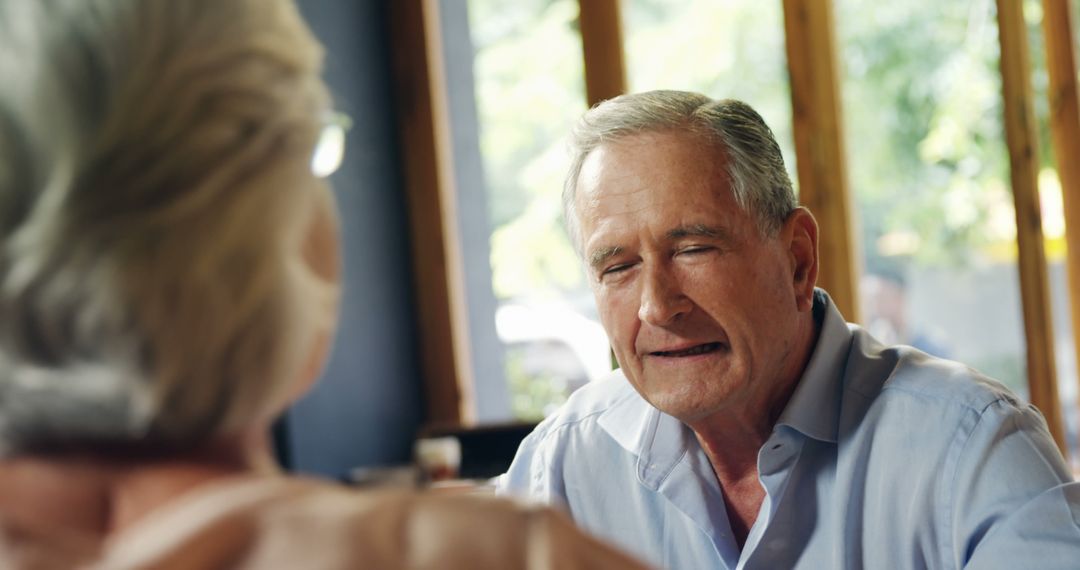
[997,0,1067,455]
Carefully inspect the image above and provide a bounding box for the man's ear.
[783,207,819,312]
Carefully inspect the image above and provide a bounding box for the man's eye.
[678,245,713,256]
[601,264,632,278]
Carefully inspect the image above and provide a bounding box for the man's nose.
[637,264,691,326]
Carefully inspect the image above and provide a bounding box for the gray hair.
[0,0,336,454]
[563,90,797,253]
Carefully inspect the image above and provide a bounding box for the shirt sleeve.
[962,482,1080,569]
[496,422,568,506]
[494,434,533,496]
[949,399,1080,568]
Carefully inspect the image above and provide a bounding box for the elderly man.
[498,90,1080,569]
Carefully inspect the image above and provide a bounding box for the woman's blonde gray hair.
[563,90,797,253]
[0,0,337,454]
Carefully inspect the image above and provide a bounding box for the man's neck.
[692,325,820,474]
[687,305,823,547]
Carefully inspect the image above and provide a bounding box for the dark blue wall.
[285,0,424,478]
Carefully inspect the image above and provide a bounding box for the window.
[839,0,1029,395]
[622,0,797,187]
[459,0,609,420]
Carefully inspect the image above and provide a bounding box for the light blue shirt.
[498,291,1080,569]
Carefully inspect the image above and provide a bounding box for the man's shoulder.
[836,327,1068,494]
[527,369,641,442]
[846,324,1024,416]
[497,370,644,494]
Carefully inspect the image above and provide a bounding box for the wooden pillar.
[578,0,627,107]
[388,0,476,426]
[578,0,627,374]
[1042,0,1080,446]
[782,0,861,322]
[996,0,1067,454]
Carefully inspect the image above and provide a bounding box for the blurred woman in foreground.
[0,1,647,567]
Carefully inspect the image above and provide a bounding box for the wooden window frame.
[579,0,628,107]
[782,0,861,323]
[997,0,1068,454]
[1042,0,1080,448]
[388,0,476,426]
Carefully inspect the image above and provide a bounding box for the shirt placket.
[738,427,805,570]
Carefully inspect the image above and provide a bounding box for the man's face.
[575,130,811,425]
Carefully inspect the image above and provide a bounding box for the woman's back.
[2,475,646,569]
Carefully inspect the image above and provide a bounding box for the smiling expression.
[575,130,815,425]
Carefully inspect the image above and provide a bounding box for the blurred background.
[282,0,1080,481]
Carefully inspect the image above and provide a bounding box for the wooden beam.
[578,0,626,375]
[578,0,627,107]
[387,0,476,426]
[996,0,1067,455]
[782,0,861,322]
[1042,0,1080,444]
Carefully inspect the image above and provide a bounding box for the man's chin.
[638,387,730,424]
[624,368,740,419]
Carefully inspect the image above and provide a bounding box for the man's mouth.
[650,342,725,357]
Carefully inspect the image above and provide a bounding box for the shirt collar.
[597,288,854,484]
[774,289,853,443]
[597,377,691,489]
